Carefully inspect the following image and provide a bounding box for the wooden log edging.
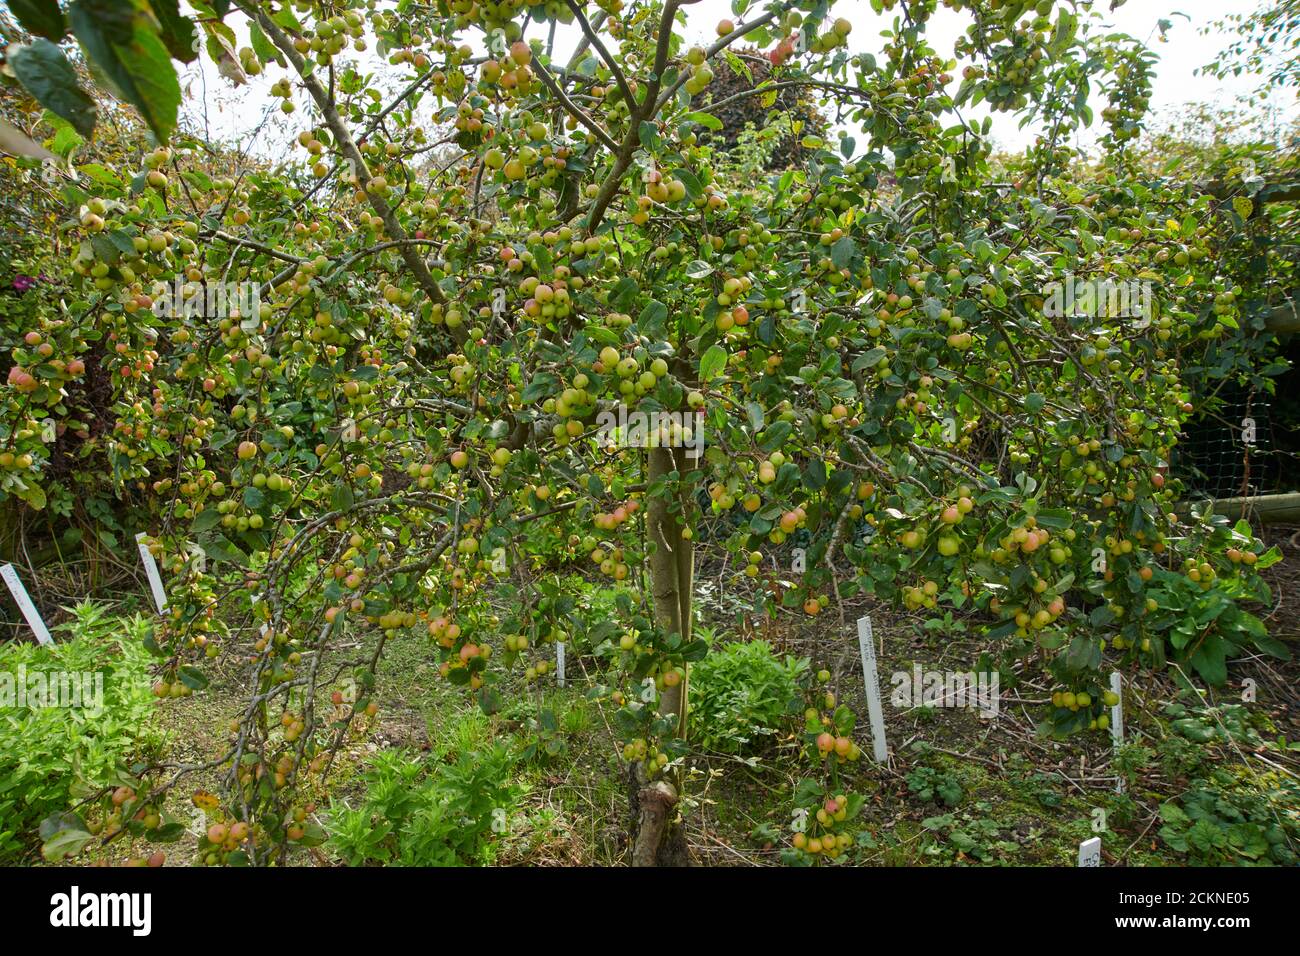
[1177,492,1300,524]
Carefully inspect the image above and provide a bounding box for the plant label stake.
[0,562,52,646]
[856,615,888,763]
[1077,836,1102,867]
[1109,671,1124,793]
[135,533,168,615]
[556,641,566,688]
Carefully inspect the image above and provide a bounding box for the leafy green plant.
[689,640,807,754]
[1158,772,1299,865]
[920,806,1017,864]
[1144,539,1287,686]
[0,602,157,862]
[326,744,518,866]
[1156,694,1269,779]
[1112,741,1155,792]
[907,767,965,807]
[1164,698,1265,747]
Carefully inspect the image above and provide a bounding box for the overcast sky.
[182,0,1297,162]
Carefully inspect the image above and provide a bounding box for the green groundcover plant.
[327,743,518,866]
[690,639,806,753]
[0,601,156,862]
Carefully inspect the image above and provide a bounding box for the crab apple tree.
[15,0,1287,866]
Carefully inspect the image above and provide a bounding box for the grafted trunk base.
[630,779,690,866]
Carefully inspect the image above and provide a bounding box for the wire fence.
[1171,390,1286,499]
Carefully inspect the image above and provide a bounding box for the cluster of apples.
[622,736,670,770]
[151,676,195,699]
[1051,687,1120,731]
[953,1,1057,112]
[1098,51,1153,145]
[681,44,715,97]
[6,365,40,395]
[581,542,626,580]
[813,729,862,763]
[292,6,367,62]
[988,517,1058,562]
[1002,591,1067,634]
[804,17,854,54]
[479,42,535,97]
[790,794,855,860]
[592,498,639,531]
[85,786,165,844]
[902,579,942,611]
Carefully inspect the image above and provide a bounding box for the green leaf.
[146,0,199,64]
[758,420,792,452]
[147,822,187,842]
[681,111,723,131]
[1064,633,1101,672]
[190,508,222,533]
[248,20,283,66]
[69,0,182,142]
[699,344,728,381]
[686,259,715,279]
[202,535,249,567]
[1255,545,1282,570]
[830,235,856,270]
[637,120,660,151]
[8,39,98,138]
[1189,637,1228,686]
[331,482,355,511]
[10,0,67,39]
[1159,801,1189,825]
[47,114,85,156]
[638,299,668,337]
[177,665,209,690]
[20,482,48,511]
[40,813,93,862]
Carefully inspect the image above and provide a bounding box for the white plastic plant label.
[135,533,168,615]
[856,615,888,763]
[1,562,52,645]
[1078,836,1102,867]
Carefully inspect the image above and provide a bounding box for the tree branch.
[533,55,620,152]
[242,1,448,310]
[654,3,793,113]
[565,0,635,109]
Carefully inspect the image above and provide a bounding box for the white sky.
[183,0,1297,162]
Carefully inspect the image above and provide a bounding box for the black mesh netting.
[1171,387,1279,498]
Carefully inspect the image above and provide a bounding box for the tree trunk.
[631,445,695,865]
